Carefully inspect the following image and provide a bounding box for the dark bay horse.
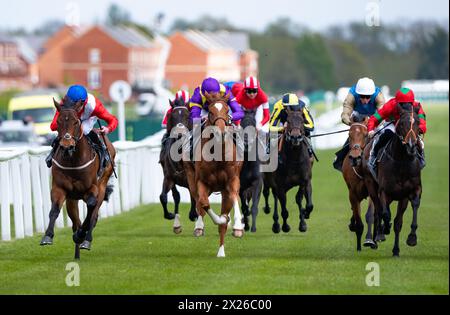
[184,91,244,257]
[264,107,313,234]
[341,114,377,251]
[159,97,197,233]
[239,109,263,232]
[40,98,115,259]
[373,103,423,256]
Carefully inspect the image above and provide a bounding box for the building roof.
[182,29,251,53]
[101,25,154,48]
[0,33,15,43]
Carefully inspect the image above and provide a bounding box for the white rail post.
[21,153,34,236]
[30,155,44,233]
[39,156,52,228]
[11,158,25,239]
[0,160,11,241]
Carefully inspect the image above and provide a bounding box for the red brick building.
[61,25,164,98]
[165,30,258,91]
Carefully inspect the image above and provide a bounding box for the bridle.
[285,110,305,144]
[396,110,417,145]
[349,122,368,155]
[208,102,230,126]
[56,109,84,156]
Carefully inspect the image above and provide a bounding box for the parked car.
[0,119,41,147]
[7,89,59,144]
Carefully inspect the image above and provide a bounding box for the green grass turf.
[0,104,448,294]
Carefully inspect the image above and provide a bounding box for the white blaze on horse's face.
[214,103,223,112]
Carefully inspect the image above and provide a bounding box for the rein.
[396,111,417,145]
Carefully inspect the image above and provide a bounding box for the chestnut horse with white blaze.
[184,91,245,257]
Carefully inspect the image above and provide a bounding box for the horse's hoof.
[282,224,290,233]
[72,232,85,244]
[244,224,250,232]
[188,212,198,222]
[80,241,91,250]
[392,250,400,257]
[299,222,307,233]
[193,228,204,237]
[383,223,392,235]
[251,226,257,233]
[232,229,244,238]
[348,223,356,232]
[406,234,417,247]
[363,239,377,249]
[272,223,280,234]
[40,235,53,246]
[375,234,386,242]
[164,212,175,220]
[263,206,271,214]
[173,226,182,234]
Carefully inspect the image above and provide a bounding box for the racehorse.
[40,98,115,259]
[184,91,244,257]
[239,109,263,232]
[370,103,423,256]
[341,114,377,251]
[263,106,313,234]
[159,97,197,233]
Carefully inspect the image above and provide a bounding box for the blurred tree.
[416,25,449,79]
[264,17,308,38]
[169,15,237,32]
[33,19,65,36]
[106,3,131,26]
[295,33,336,92]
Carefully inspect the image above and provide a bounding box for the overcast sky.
[1,0,448,33]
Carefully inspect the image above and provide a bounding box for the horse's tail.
[104,184,114,202]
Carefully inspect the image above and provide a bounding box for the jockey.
[367,87,427,178]
[161,90,190,129]
[333,77,385,171]
[269,93,315,158]
[189,77,244,124]
[46,85,118,174]
[160,90,190,152]
[230,76,270,131]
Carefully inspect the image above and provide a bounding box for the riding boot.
[417,139,426,169]
[45,137,59,168]
[333,138,350,172]
[87,131,107,176]
[368,130,392,180]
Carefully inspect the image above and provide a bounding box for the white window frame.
[87,68,101,89]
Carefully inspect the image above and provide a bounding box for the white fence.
[0,136,197,241]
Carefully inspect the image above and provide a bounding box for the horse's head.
[54,97,83,157]
[205,91,230,133]
[285,106,305,146]
[348,114,369,167]
[395,102,420,157]
[168,97,191,135]
[240,109,257,151]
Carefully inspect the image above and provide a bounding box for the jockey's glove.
[368,130,375,138]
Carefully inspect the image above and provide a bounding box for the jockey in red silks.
[367,87,427,178]
[230,76,270,131]
[46,85,118,171]
[161,90,190,128]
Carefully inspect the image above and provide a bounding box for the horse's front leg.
[406,185,422,247]
[349,192,364,251]
[74,185,99,245]
[172,186,182,234]
[230,176,244,238]
[160,177,175,220]
[393,198,408,257]
[262,180,271,214]
[250,178,263,233]
[378,190,392,239]
[363,198,377,249]
[193,180,211,237]
[272,190,280,233]
[239,189,250,232]
[40,187,66,246]
[278,188,290,233]
[304,178,314,219]
[296,187,307,232]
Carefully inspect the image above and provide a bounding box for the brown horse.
[342,114,377,251]
[159,97,197,233]
[184,91,244,257]
[372,103,422,256]
[40,98,116,259]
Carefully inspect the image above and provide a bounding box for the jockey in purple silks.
[189,77,244,124]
